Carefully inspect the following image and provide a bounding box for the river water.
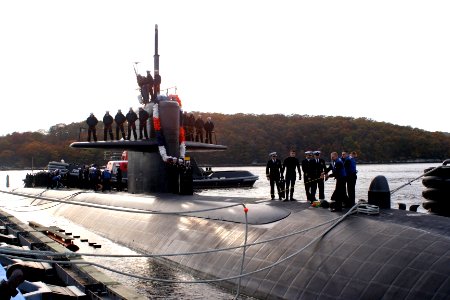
[0,163,440,299]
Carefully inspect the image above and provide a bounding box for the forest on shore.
[0,113,449,169]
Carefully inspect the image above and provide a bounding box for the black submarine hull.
[9,188,450,300]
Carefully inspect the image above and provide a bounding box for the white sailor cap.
[269,152,277,157]
[314,151,321,155]
[305,151,313,155]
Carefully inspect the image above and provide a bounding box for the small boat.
[193,170,259,189]
[190,158,259,189]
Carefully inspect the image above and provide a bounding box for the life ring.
[422,188,450,201]
[423,166,450,178]
[422,176,450,189]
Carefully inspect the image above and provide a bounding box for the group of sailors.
[266,150,358,212]
[136,70,161,104]
[86,69,217,144]
[86,109,216,144]
[182,113,215,143]
[85,107,153,142]
[46,165,124,192]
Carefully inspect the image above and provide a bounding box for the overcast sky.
[0,0,448,136]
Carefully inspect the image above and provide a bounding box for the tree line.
[0,114,449,169]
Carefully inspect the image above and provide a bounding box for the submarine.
[4,25,450,299]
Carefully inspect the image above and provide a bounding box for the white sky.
[0,0,449,136]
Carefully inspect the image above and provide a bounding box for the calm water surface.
[0,163,439,298]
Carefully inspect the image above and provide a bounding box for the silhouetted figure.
[86,113,98,142]
[325,152,348,212]
[101,169,112,192]
[0,267,25,300]
[114,109,126,140]
[154,73,161,100]
[266,152,283,200]
[312,151,327,200]
[89,165,100,191]
[185,113,195,141]
[116,166,123,191]
[126,107,138,140]
[194,114,204,143]
[103,111,114,141]
[183,111,189,139]
[136,72,154,104]
[138,107,149,139]
[282,149,302,201]
[344,151,358,207]
[204,117,215,144]
[302,151,316,203]
[146,71,155,101]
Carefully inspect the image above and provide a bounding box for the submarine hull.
[9,188,450,300]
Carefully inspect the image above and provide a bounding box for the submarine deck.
[3,188,450,299]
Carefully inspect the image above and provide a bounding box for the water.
[0,163,439,298]
[197,164,434,213]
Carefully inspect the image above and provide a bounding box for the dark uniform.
[195,115,204,143]
[185,113,196,141]
[126,107,138,140]
[182,112,189,140]
[116,167,123,191]
[103,111,114,141]
[114,109,126,140]
[282,151,302,201]
[302,151,316,202]
[137,72,154,104]
[266,152,283,200]
[204,117,215,144]
[312,151,327,200]
[344,153,358,207]
[138,107,149,139]
[86,113,98,142]
[154,73,161,100]
[326,153,347,211]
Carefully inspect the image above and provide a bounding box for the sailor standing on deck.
[103,111,114,141]
[114,109,126,140]
[194,115,205,143]
[282,149,302,201]
[126,107,138,140]
[313,151,327,201]
[204,117,215,144]
[86,113,98,142]
[185,113,196,141]
[344,151,358,207]
[153,73,161,101]
[266,152,283,200]
[138,107,149,140]
[136,72,154,104]
[302,151,316,203]
[325,152,347,212]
